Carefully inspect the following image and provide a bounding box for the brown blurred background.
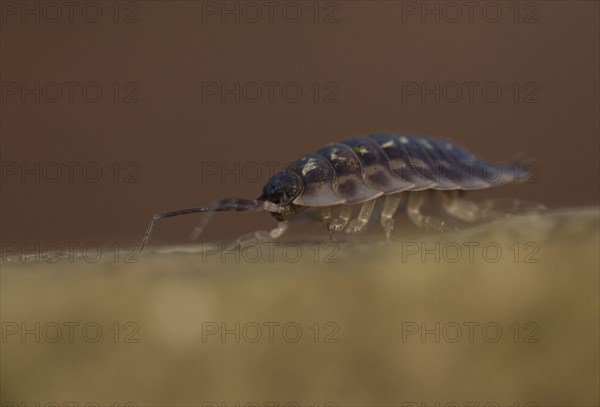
[1,0,599,246]
[1,3,599,405]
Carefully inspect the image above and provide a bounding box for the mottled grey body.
[265,133,530,240]
[286,134,518,208]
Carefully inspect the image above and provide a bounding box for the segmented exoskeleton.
[141,134,535,250]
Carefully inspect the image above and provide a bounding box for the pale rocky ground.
[1,208,599,406]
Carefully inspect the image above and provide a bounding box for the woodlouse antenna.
[140,198,281,252]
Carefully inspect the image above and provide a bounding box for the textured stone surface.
[1,208,599,405]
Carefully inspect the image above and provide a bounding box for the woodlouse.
[140,134,532,250]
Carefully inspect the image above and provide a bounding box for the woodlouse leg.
[190,199,282,242]
[345,200,376,234]
[230,221,289,248]
[476,198,547,221]
[380,193,404,240]
[321,207,334,241]
[407,191,450,232]
[329,205,352,233]
[438,190,481,222]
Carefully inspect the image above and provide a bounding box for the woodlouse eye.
[262,171,301,205]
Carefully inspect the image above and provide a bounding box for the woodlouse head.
[259,171,304,221]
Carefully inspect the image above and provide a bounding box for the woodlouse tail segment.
[139,198,281,252]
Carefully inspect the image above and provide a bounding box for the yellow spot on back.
[400,136,410,144]
[352,146,368,156]
[381,140,395,148]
